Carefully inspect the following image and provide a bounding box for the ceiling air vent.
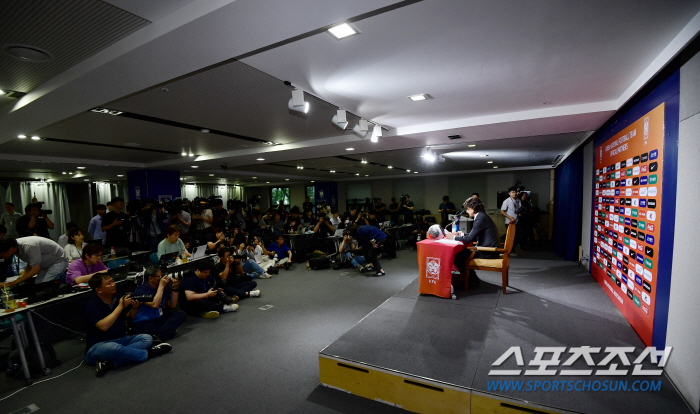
[448,135,462,140]
[552,154,564,167]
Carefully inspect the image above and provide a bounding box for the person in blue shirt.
[266,235,292,270]
[83,272,172,377]
[131,266,187,341]
[348,225,388,276]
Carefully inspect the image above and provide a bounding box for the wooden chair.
[465,222,516,294]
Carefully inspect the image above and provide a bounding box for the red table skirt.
[417,239,469,298]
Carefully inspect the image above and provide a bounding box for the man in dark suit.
[447,197,499,287]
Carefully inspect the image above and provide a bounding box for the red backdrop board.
[417,240,468,298]
[591,103,665,345]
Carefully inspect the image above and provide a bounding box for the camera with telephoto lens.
[213,279,233,305]
[129,294,155,303]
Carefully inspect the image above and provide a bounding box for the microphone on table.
[446,210,467,234]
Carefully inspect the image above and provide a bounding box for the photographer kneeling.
[131,266,187,341]
[347,225,388,277]
[339,233,369,271]
[180,260,238,319]
[84,272,172,377]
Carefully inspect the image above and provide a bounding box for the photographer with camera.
[215,250,263,298]
[168,202,191,242]
[517,192,534,249]
[438,195,457,229]
[347,225,387,277]
[131,266,187,341]
[301,209,316,227]
[399,194,415,224]
[270,212,285,235]
[180,260,238,319]
[16,203,54,239]
[313,215,335,237]
[230,225,247,247]
[83,272,172,377]
[251,236,276,272]
[101,197,130,249]
[192,200,213,235]
[339,233,369,271]
[329,208,343,229]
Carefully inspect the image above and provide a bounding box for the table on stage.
[416,239,470,299]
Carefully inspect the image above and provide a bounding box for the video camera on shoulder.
[33,201,52,215]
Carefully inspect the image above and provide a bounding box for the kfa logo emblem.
[426,257,440,283]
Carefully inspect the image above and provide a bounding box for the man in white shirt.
[87,204,107,245]
[500,186,521,255]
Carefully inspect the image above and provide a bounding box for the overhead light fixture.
[345,147,354,151]
[328,22,359,40]
[332,109,349,129]
[330,170,336,173]
[288,89,309,114]
[479,155,488,157]
[296,166,304,170]
[371,124,382,143]
[62,172,66,174]
[408,94,428,101]
[493,166,498,169]
[68,172,73,175]
[355,173,360,176]
[77,166,86,169]
[252,176,257,179]
[209,174,215,176]
[468,144,476,147]
[117,174,124,178]
[361,160,368,164]
[407,169,411,172]
[31,136,41,140]
[266,181,270,184]
[181,152,187,156]
[257,158,265,161]
[414,171,418,174]
[437,155,446,163]
[18,134,26,139]
[388,166,393,169]
[285,178,290,181]
[365,174,369,177]
[448,135,462,140]
[188,152,194,157]
[311,180,315,183]
[353,119,369,138]
[201,129,209,133]
[84,179,89,181]
[191,166,198,168]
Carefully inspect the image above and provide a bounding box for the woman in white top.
[64,228,85,262]
[252,236,275,271]
[329,208,343,229]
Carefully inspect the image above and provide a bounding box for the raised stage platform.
[319,255,690,414]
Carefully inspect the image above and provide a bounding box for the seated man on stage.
[131,266,187,341]
[347,225,388,277]
[83,272,172,377]
[445,197,499,288]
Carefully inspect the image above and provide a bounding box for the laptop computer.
[26,280,61,304]
[108,266,129,282]
[333,229,345,237]
[158,252,178,265]
[191,245,207,260]
[129,251,151,266]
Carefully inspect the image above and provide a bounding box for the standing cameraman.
[438,196,457,229]
[101,197,130,249]
[500,186,521,256]
[16,203,54,238]
[388,198,400,224]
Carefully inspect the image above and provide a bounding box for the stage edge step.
[319,355,578,414]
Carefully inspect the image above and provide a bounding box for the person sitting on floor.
[214,249,261,300]
[131,266,187,341]
[445,196,499,288]
[339,233,369,271]
[157,225,191,260]
[64,227,86,262]
[252,236,275,271]
[83,272,172,377]
[180,260,238,319]
[66,243,109,286]
[266,235,292,270]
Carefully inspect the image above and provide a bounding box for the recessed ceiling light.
[69,172,73,174]
[388,166,393,169]
[201,129,209,133]
[493,166,498,169]
[414,171,418,174]
[77,166,86,169]
[209,174,214,176]
[34,177,38,179]
[117,174,124,177]
[355,173,360,176]
[0,90,4,95]
[3,45,54,62]
[361,160,368,164]
[345,147,354,151]
[17,134,26,139]
[84,179,89,181]
[252,176,257,179]
[257,158,265,161]
[181,152,187,156]
[330,170,336,173]
[408,94,428,101]
[62,172,66,174]
[479,155,488,157]
[266,181,270,184]
[328,23,358,39]
[188,153,194,157]
[365,174,369,177]
[191,166,198,168]
[311,180,315,183]
[285,178,289,181]
[31,136,40,140]
[406,169,411,172]
[487,161,493,164]
[468,144,476,148]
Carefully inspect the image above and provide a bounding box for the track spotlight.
[370,124,382,143]
[288,89,309,114]
[352,119,369,138]
[332,109,349,129]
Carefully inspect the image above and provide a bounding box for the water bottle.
[306,261,310,270]
[182,248,188,263]
[110,247,116,259]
